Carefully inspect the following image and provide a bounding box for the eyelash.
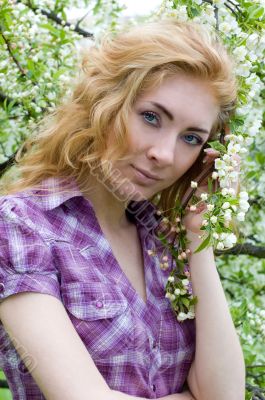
[141,111,160,126]
[141,110,204,146]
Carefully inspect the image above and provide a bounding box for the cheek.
[177,146,201,172]
[171,149,202,179]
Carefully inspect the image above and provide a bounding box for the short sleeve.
[0,198,61,303]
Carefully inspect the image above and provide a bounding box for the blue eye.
[142,111,160,126]
[184,134,203,146]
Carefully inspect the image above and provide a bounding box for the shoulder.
[0,177,83,235]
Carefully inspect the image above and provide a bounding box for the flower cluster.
[150,0,265,323]
[147,211,198,322]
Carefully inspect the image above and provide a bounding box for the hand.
[183,149,241,235]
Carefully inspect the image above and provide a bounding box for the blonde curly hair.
[2,19,237,220]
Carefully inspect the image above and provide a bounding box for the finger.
[202,148,220,164]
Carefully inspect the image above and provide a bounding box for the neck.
[82,174,132,231]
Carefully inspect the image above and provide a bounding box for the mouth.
[131,164,161,182]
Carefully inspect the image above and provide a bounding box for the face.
[107,73,219,202]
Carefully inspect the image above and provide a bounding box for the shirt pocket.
[61,281,135,359]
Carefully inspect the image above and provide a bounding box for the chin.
[116,185,155,203]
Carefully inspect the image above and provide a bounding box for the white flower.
[234,45,248,62]
[228,188,236,196]
[222,202,231,210]
[219,22,231,33]
[224,212,232,222]
[230,171,239,182]
[216,242,225,250]
[212,172,218,180]
[239,191,249,200]
[181,279,189,286]
[210,216,218,224]
[177,312,188,322]
[191,181,198,188]
[237,212,245,221]
[200,193,208,201]
[202,220,208,226]
[215,158,226,170]
[228,143,241,154]
[223,154,231,162]
[221,188,228,196]
[218,170,226,178]
[168,276,174,283]
[231,205,237,212]
[213,232,219,239]
[174,288,181,295]
[223,233,237,248]
[187,310,195,319]
[207,204,214,211]
[239,199,250,212]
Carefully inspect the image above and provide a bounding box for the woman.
[0,19,245,399]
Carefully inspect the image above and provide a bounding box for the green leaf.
[207,141,226,154]
[248,5,264,20]
[193,234,211,254]
[255,153,265,165]
[207,178,213,195]
[182,298,190,308]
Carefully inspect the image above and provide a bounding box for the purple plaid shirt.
[0,177,195,399]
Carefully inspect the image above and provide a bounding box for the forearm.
[187,231,245,400]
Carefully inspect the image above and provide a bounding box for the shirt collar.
[27,176,83,211]
[25,177,161,232]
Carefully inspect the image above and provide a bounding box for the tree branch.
[16,0,93,38]
[246,383,265,400]
[215,242,265,258]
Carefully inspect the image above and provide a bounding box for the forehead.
[136,74,219,129]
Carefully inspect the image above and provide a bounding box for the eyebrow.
[150,101,210,135]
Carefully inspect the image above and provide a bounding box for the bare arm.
[111,390,196,400]
[0,292,196,400]
[186,231,245,400]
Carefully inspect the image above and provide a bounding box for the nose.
[146,135,175,167]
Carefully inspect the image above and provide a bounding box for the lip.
[131,165,161,181]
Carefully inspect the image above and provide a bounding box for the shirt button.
[95,300,103,309]
[152,384,156,392]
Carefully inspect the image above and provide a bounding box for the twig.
[16,0,93,38]
[0,32,27,77]
[0,153,16,174]
[226,0,241,14]
[224,2,238,16]
[76,9,91,29]
[214,5,219,31]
